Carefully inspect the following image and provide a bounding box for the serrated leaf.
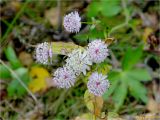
[4,45,22,69]
[84,90,103,117]
[7,68,30,97]
[112,82,127,112]
[0,64,11,79]
[128,78,148,103]
[122,46,143,70]
[28,66,50,93]
[127,68,151,81]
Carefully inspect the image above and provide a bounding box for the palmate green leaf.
[127,68,151,81]
[7,67,30,97]
[124,72,148,103]
[112,82,127,112]
[103,70,120,100]
[105,67,150,111]
[122,46,143,70]
[103,80,118,100]
[127,78,148,103]
[4,45,22,69]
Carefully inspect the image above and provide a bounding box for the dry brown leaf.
[147,97,160,113]
[19,51,33,67]
[84,90,104,117]
[45,8,58,27]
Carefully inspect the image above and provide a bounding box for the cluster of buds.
[35,11,110,96]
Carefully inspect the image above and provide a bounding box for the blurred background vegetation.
[0,0,160,119]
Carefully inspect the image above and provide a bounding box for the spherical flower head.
[66,49,92,75]
[87,39,109,63]
[52,67,76,89]
[63,11,81,33]
[87,72,110,96]
[35,42,53,65]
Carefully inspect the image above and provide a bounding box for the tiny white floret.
[66,49,92,75]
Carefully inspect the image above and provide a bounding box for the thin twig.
[0,60,38,104]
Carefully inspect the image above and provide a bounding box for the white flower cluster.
[47,11,110,96]
[35,11,111,96]
[63,11,81,33]
[52,39,110,96]
[35,42,53,65]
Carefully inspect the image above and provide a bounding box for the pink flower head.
[87,39,109,63]
[87,72,110,96]
[35,42,53,65]
[52,67,76,89]
[63,11,81,33]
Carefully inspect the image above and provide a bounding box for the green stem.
[108,0,130,36]
[0,59,38,104]
[81,21,93,25]
[1,0,30,44]
[1,19,10,27]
